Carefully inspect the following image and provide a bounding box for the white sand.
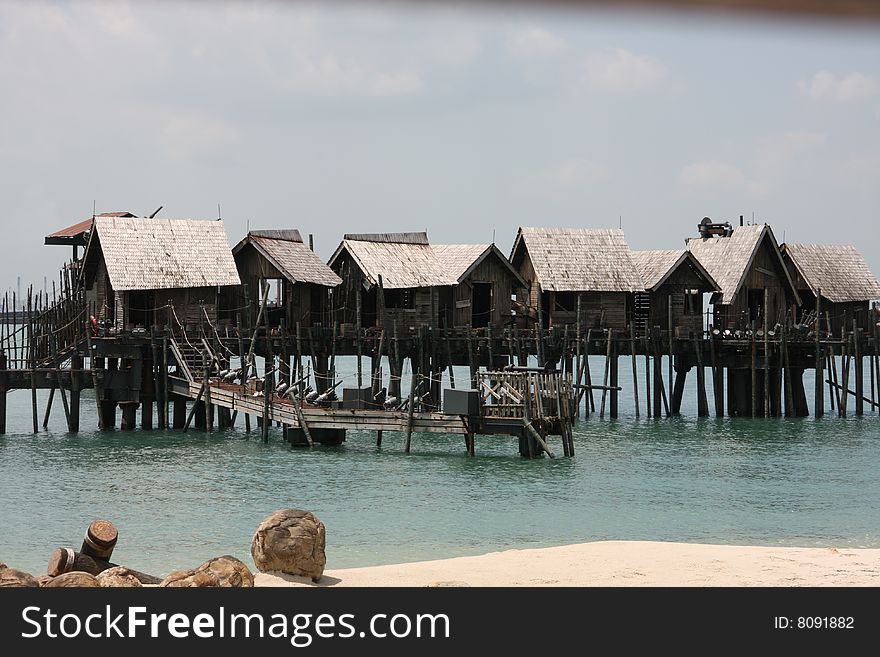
[254,541,880,587]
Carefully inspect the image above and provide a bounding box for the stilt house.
[81,217,241,332]
[686,223,800,331]
[630,249,720,338]
[328,232,458,332]
[508,227,644,330]
[431,244,527,329]
[781,243,880,334]
[232,230,342,328]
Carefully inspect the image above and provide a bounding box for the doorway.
[472,283,491,328]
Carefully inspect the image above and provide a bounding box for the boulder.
[196,555,254,588]
[42,571,100,587]
[251,509,326,582]
[159,569,221,588]
[36,574,55,587]
[0,567,39,587]
[97,566,143,588]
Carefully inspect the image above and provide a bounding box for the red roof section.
[46,211,136,239]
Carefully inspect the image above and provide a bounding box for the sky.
[1,1,879,301]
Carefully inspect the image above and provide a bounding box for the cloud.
[583,48,668,93]
[158,111,240,162]
[798,71,880,104]
[525,158,609,194]
[679,161,768,196]
[753,131,826,177]
[506,26,566,59]
[423,30,482,68]
[279,56,424,98]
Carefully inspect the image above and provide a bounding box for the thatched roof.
[84,217,241,291]
[631,249,720,292]
[328,233,457,289]
[686,224,799,305]
[783,243,880,303]
[432,243,527,287]
[509,227,644,293]
[233,230,341,287]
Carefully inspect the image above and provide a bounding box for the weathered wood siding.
[548,292,629,330]
[714,234,792,330]
[451,251,523,328]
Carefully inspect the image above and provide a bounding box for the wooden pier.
[2,215,879,457]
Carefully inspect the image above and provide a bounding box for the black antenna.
[619,215,622,229]
[92,200,96,219]
[218,203,221,221]
[148,206,163,219]
[492,229,495,245]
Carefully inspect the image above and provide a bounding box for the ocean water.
[1,355,878,578]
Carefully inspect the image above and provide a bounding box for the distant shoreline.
[255,540,880,587]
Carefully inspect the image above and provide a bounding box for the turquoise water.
[1,355,879,578]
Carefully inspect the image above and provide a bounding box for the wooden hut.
[781,243,880,334]
[328,232,457,332]
[431,244,527,329]
[686,223,800,331]
[81,217,241,332]
[232,230,342,328]
[508,227,644,330]
[631,249,720,338]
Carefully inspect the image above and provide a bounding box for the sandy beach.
[255,541,880,587]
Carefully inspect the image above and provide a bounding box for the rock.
[0,567,40,587]
[251,509,326,582]
[42,571,100,587]
[97,566,143,588]
[196,555,254,588]
[37,575,54,587]
[159,569,221,588]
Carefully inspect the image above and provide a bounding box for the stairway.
[169,336,220,382]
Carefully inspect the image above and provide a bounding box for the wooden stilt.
[671,368,687,415]
[57,372,71,431]
[609,339,619,419]
[43,386,56,428]
[782,323,794,417]
[404,373,416,454]
[575,294,582,417]
[709,330,723,417]
[750,321,757,417]
[630,323,639,418]
[854,321,863,416]
[814,291,823,418]
[644,336,651,418]
[599,329,613,418]
[262,369,272,443]
[584,329,595,414]
[0,353,7,434]
[840,331,850,417]
[31,369,38,434]
[695,335,708,417]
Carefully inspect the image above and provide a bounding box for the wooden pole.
[764,311,771,418]
[644,335,651,418]
[695,334,708,417]
[262,369,272,443]
[182,383,206,432]
[43,386,56,428]
[782,322,794,417]
[814,291,823,418]
[750,321,757,417]
[535,289,545,366]
[584,329,595,414]
[292,397,313,447]
[443,319,455,390]
[203,353,213,432]
[854,320,863,416]
[466,325,477,389]
[57,371,72,431]
[404,373,416,454]
[599,329,613,418]
[0,352,6,434]
[709,329,722,417]
[630,323,639,418]
[875,321,880,416]
[840,330,850,417]
[667,298,674,407]
[356,285,363,389]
